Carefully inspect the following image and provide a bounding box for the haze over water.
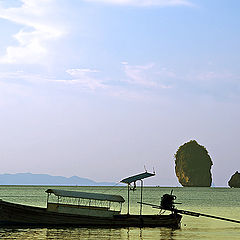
[0,186,239,239]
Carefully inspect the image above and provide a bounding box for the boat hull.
[0,200,182,228]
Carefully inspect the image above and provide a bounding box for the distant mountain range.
[0,173,117,186]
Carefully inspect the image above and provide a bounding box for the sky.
[0,0,239,186]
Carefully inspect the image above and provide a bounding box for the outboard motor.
[160,193,177,211]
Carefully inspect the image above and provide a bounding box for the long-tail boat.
[0,171,182,228]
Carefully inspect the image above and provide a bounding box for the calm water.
[0,186,240,239]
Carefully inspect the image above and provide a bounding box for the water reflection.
[0,227,178,240]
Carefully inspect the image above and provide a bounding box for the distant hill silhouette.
[0,173,117,186]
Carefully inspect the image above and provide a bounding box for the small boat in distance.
[0,172,182,228]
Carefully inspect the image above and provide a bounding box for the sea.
[0,186,239,239]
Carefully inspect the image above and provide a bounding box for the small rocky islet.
[174,140,213,187]
[228,171,240,188]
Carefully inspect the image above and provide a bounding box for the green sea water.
[0,186,239,239]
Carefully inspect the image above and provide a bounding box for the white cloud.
[122,63,172,88]
[66,68,99,76]
[123,63,157,86]
[61,68,106,90]
[84,0,192,7]
[0,0,65,64]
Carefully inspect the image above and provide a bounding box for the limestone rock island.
[175,140,213,187]
[228,171,240,188]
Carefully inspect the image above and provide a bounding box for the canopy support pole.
[46,193,50,208]
[140,180,143,215]
[127,183,130,215]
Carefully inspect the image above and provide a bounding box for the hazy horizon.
[0,0,239,187]
[0,171,227,187]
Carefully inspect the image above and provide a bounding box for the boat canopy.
[121,172,155,184]
[46,189,125,203]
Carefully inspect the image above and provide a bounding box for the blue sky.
[0,0,239,186]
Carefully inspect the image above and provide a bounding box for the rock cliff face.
[228,171,240,188]
[175,140,213,187]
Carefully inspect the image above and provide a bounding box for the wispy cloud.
[0,0,65,64]
[122,63,173,88]
[60,68,107,90]
[52,68,150,100]
[60,64,173,91]
[123,63,156,86]
[84,0,193,7]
